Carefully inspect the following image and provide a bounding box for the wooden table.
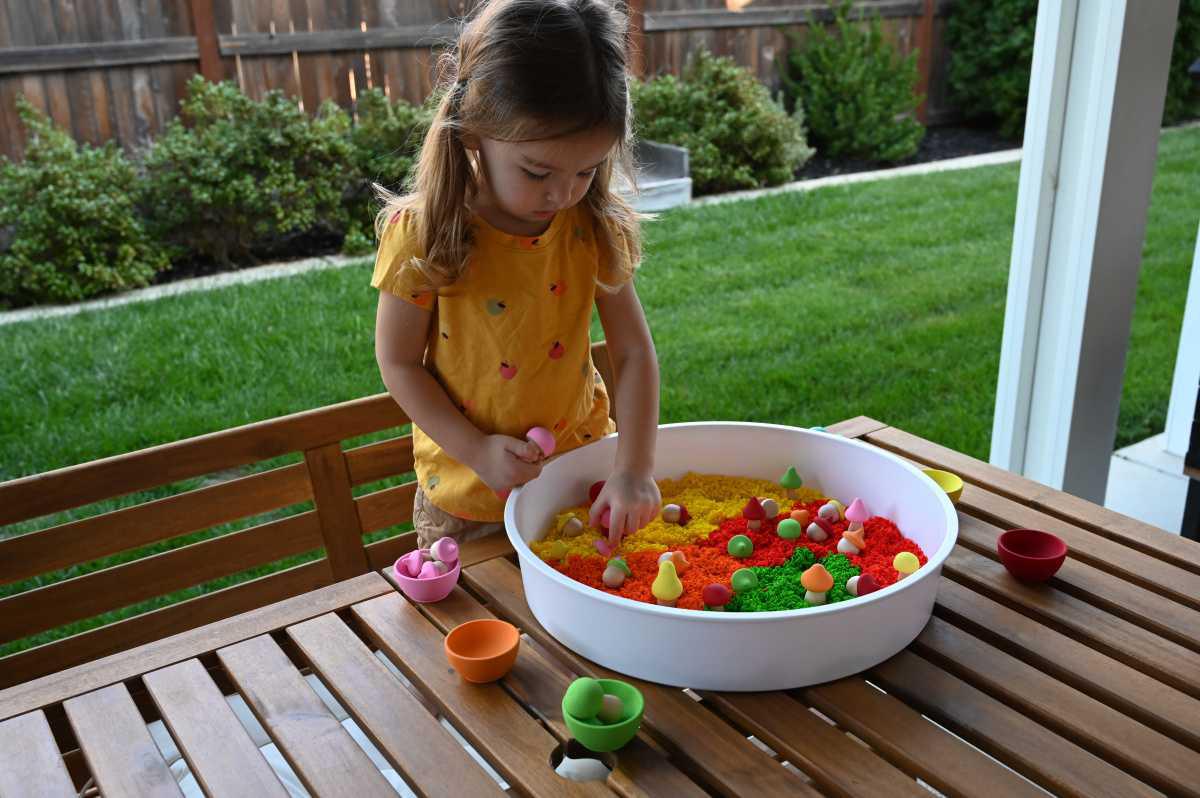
[2,418,1199,798]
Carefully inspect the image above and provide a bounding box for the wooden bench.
[0,342,617,690]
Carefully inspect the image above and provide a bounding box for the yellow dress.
[372,204,619,522]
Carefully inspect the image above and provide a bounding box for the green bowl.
[561,679,644,752]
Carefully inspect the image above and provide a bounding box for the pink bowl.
[393,557,462,603]
[997,529,1067,582]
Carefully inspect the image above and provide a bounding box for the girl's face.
[471,126,618,233]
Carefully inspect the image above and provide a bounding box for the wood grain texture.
[64,683,183,798]
[0,710,76,797]
[143,658,287,798]
[305,442,370,579]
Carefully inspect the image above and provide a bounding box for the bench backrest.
[0,342,615,689]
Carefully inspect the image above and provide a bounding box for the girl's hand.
[589,470,662,545]
[472,435,543,494]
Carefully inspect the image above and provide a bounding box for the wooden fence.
[0,0,955,163]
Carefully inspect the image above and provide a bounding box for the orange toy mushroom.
[837,528,867,556]
[800,563,834,605]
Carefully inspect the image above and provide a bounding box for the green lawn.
[2,125,1197,655]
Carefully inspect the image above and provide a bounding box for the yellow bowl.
[922,468,964,504]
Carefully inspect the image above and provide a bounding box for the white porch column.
[1165,226,1200,458]
[990,0,1180,502]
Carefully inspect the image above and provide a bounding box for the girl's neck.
[470,191,555,238]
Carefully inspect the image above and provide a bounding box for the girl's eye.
[522,168,550,181]
[578,169,597,178]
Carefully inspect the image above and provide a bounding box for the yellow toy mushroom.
[652,560,684,607]
[894,551,920,580]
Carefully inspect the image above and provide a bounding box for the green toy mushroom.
[780,467,803,499]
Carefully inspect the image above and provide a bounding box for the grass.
[2,125,1197,656]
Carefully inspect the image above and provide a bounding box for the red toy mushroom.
[742,497,766,530]
[702,583,733,611]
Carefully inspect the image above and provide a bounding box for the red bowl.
[997,529,1067,582]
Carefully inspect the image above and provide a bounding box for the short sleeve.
[371,209,436,310]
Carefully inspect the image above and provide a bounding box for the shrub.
[633,49,813,194]
[947,0,1199,138]
[344,88,432,251]
[0,99,167,306]
[141,76,353,266]
[781,0,924,162]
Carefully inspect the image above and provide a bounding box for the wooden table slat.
[801,678,1045,798]
[414,584,709,798]
[944,545,1200,699]
[913,616,1200,796]
[825,416,891,439]
[352,592,613,798]
[871,651,1158,798]
[935,577,1200,750]
[63,683,183,798]
[957,485,1200,610]
[142,658,288,798]
[864,425,1200,574]
[461,557,822,798]
[217,634,397,798]
[0,710,76,797]
[708,690,929,797]
[955,513,1200,651]
[0,571,390,723]
[286,612,506,798]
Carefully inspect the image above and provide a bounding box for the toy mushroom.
[419,560,448,579]
[526,426,556,459]
[780,466,803,499]
[758,497,780,519]
[702,583,733,611]
[602,557,632,588]
[559,516,584,537]
[806,518,832,542]
[801,564,834,605]
[397,549,426,578]
[588,480,606,504]
[676,504,692,525]
[652,561,684,607]
[818,502,841,523]
[544,540,568,563]
[837,528,866,556]
[846,573,881,597]
[776,518,803,540]
[727,534,754,558]
[731,568,758,593]
[661,503,682,524]
[658,550,690,575]
[742,498,765,531]
[894,551,920,580]
[844,498,869,533]
[790,508,810,526]
[430,536,459,567]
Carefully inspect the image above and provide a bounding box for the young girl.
[372,0,661,550]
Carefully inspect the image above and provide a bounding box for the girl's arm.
[591,282,662,539]
[375,291,541,492]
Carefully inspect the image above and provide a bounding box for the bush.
[344,88,432,251]
[141,76,353,266]
[0,99,167,306]
[633,49,813,194]
[781,0,924,162]
[948,0,1199,138]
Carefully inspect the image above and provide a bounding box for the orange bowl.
[444,619,520,683]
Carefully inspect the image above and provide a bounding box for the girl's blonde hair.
[374,0,641,291]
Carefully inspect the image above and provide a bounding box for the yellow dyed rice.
[530,472,824,560]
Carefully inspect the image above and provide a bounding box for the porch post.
[989,0,1179,502]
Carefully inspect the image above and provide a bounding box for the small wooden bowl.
[921,468,964,504]
[444,619,520,683]
[997,529,1068,582]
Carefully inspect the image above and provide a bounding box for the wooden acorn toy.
[602,557,631,588]
[801,564,834,605]
[837,528,866,556]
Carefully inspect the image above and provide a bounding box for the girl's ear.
[460,132,481,151]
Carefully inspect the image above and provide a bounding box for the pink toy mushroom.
[526,426,556,459]
[845,498,869,532]
[742,497,766,531]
